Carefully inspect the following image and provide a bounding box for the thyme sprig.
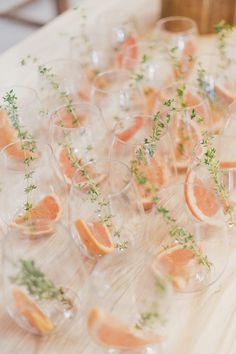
[2,90,37,214]
[11,258,73,310]
[214,20,233,69]
[170,46,182,81]
[76,165,127,250]
[38,64,80,124]
[134,279,166,330]
[126,104,211,267]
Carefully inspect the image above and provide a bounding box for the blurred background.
[0,0,235,53]
[0,0,77,52]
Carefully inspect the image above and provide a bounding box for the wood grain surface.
[0,1,235,354]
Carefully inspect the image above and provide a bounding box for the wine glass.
[0,86,43,146]
[86,247,173,353]
[159,82,212,174]
[156,16,198,79]
[149,181,229,293]
[69,159,145,259]
[91,69,145,130]
[0,141,67,229]
[3,221,87,336]
[110,113,177,211]
[190,133,236,228]
[121,41,175,114]
[90,10,138,68]
[50,102,109,184]
[38,59,90,116]
[190,52,236,133]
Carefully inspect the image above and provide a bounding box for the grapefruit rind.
[87,307,163,349]
[74,218,114,256]
[13,287,54,335]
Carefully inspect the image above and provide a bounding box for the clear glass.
[0,141,67,227]
[50,102,109,184]
[38,59,89,114]
[121,41,175,114]
[156,16,198,79]
[110,114,177,211]
[91,11,138,66]
[3,222,87,336]
[91,69,146,130]
[0,85,43,145]
[190,52,236,133]
[190,134,236,226]
[69,159,145,259]
[159,82,211,173]
[149,182,228,293]
[86,248,173,353]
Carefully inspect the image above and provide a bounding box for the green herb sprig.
[126,104,211,267]
[214,20,233,68]
[11,258,73,310]
[76,165,127,250]
[2,90,37,214]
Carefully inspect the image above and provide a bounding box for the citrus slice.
[220,160,236,169]
[173,116,201,172]
[0,110,17,149]
[214,82,236,106]
[152,245,195,290]
[87,307,163,349]
[77,89,90,101]
[115,35,138,69]
[117,116,143,142]
[136,156,170,211]
[13,194,62,226]
[56,111,86,129]
[184,170,220,221]
[144,86,162,115]
[175,40,196,78]
[13,287,54,335]
[59,147,81,181]
[74,218,114,255]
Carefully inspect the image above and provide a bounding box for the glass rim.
[92,69,132,94]
[71,158,134,198]
[0,140,52,164]
[50,101,106,130]
[156,16,198,36]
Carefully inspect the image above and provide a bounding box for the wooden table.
[1,1,236,353]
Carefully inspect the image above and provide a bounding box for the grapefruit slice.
[59,147,81,181]
[115,35,138,69]
[56,111,86,129]
[87,307,163,349]
[184,170,220,221]
[214,82,236,106]
[136,156,170,211]
[74,218,114,256]
[152,245,195,290]
[220,161,236,169]
[144,86,162,115]
[172,116,201,172]
[0,110,17,149]
[13,287,54,335]
[13,194,62,226]
[116,116,143,142]
[175,39,196,78]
